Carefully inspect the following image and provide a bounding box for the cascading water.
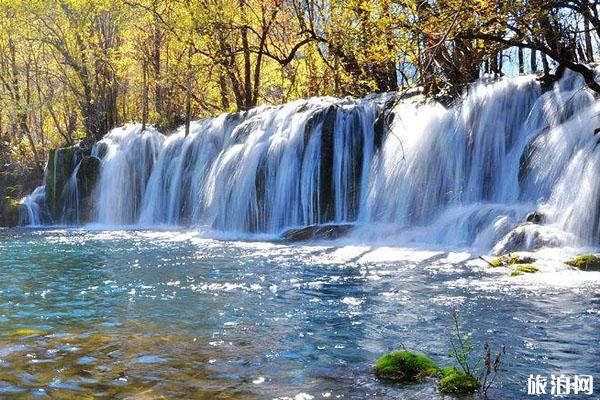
[94,125,164,225]
[19,185,47,226]
[21,70,600,251]
[93,95,388,232]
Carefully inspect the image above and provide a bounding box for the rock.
[373,98,397,150]
[518,129,548,186]
[526,211,545,224]
[301,105,339,223]
[281,224,354,241]
[488,254,535,268]
[45,146,77,221]
[492,224,569,255]
[374,351,439,383]
[76,156,102,222]
[510,264,539,276]
[0,196,22,227]
[319,105,337,222]
[93,141,109,159]
[438,367,479,395]
[565,255,600,271]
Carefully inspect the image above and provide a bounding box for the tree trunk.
[153,11,163,116]
[518,47,524,74]
[184,45,192,136]
[530,49,537,73]
[542,54,550,76]
[142,58,148,131]
[241,25,253,109]
[585,17,594,62]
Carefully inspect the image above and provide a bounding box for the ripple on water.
[0,229,598,399]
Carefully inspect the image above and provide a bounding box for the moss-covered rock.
[374,351,439,383]
[488,254,535,268]
[510,264,539,276]
[0,195,22,227]
[565,255,600,271]
[76,156,101,222]
[438,367,479,395]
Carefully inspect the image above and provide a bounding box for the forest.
[0,0,599,199]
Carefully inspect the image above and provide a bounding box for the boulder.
[281,223,354,241]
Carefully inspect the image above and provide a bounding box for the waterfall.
[19,185,47,226]
[96,95,388,232]
[94,125,164,225]
[21,70,600,251]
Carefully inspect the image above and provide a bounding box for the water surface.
[1,228,599,399]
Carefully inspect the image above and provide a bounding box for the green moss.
[514,264,538,274]
[508,255,534,265]
[509,264,538,276]
[489,254,535,268]
[489,257,505,267]
[565,255,600,271]
[0,195,21,227]
[438,367,479,395]
[374,351,439,383]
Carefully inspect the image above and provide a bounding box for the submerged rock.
[281,224,354,241]
[565,255,600,271]
[0,196,21,227]
[438,367,479,395]
[374,351,439,383]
